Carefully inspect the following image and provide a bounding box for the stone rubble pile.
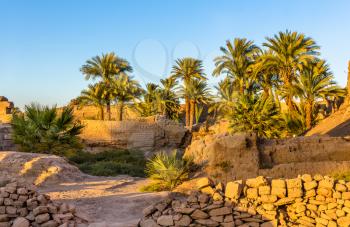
[139,175,350,226]
[0,181,88,227]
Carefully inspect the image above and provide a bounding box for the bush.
[68,149,146,177]
[11,103,84,155]
[145,150,192,190]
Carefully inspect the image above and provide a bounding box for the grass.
[67,149,146,177]
[333,171,350,181]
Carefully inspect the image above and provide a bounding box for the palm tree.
[180,79,211,128]
[213,38,260,94]
[111,75,143,121]
[158,77,180,120]
[171,58,206,126]
[295,60,344,129]
[227,94,283,138]
[80,52,133,120]
[262,30,320,112]
[78,83,106,120]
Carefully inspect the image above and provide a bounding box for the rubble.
[0,181,88,227]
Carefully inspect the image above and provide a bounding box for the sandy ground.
[39,176,169,227]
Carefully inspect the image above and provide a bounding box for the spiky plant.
[78,82,106,120]
[145,150,192,190]
[11,103,84,154]
[227,94,283,138]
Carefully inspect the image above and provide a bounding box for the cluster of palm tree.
[76,30,345,137]
[212,31,345,137]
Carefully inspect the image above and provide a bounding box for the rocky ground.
[40,176,169,227]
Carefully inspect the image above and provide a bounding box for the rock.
[176,207,195,214]
[246,176,267,188]
[174,215,191,226]
[33,206,49,216]
[41,220,59,227]
[156,215,173,226]
[143,205,156,216]
[225,181,242,199]
[208,207,231,216]
[0,215,8,222]
[35,213,50,224]
[195,218,219,226]
[191,209,209,219]
[12,217,30,227]
[140,219,161,227]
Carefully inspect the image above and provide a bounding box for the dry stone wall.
[139,175,350,226]
[0,181,87,227]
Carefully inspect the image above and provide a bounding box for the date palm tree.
[295,60,344,129]
[171,58,206,126]
[180,79,211,129]
[213,38,260,94]
[80,52,133,120]
[158,77,180,120]
[262,31,320,112]
[111,75,143,121]
[78,83,106,120]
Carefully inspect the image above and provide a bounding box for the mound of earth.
[306,104,350,137]
[0,151,87,186]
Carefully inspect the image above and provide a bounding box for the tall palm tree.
[78,83,106,120]
[213,38,260,94]
[171,58,206,126]
[158,77,180,120]
[111,75,143,121]
[180,79,211,128]
[295,60,344,129]
[262,30,320,112]
[80,52,133,120]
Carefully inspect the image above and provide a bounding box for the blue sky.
[1,0,350,109]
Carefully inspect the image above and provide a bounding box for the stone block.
[225,182,242,199]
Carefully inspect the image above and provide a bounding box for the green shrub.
[11,103,84,155]
[68,149,146,177]
[333,171,350,182]
[145,150,192,190]
[139,181,168,192]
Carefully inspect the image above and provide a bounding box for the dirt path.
[40,176,169,227]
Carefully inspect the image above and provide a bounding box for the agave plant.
[145,150,192,190]
[11,103,84,154]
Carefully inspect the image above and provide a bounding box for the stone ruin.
[0,97,14,124]
[139,175,350,227]
[0,181,88,227]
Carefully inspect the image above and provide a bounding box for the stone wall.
[140,175,350,226]
[0,124,15,151]
[0,181,87,226]
[184,133,350,181]
[80,116,188,152]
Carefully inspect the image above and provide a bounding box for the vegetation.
[11,103,83,154]
[68,149,146,177]
[72,30,345,138]
[144,150,192,190]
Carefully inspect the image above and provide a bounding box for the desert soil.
[39,176,169,227]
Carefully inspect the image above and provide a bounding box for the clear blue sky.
[1,0,349,109]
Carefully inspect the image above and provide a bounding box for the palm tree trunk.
[189,99,195,129]
[117,102,124,121]
[305,100,313,130]
[185,98,190,127]
[106,101,111,120]
[100,106,105,120]
[283,70,295,112]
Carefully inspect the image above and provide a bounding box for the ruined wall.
[0,96,14,123]
[184,134,350,180]
[80,116,188,152]
[140,175,350,226]
[0,124,15,151]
